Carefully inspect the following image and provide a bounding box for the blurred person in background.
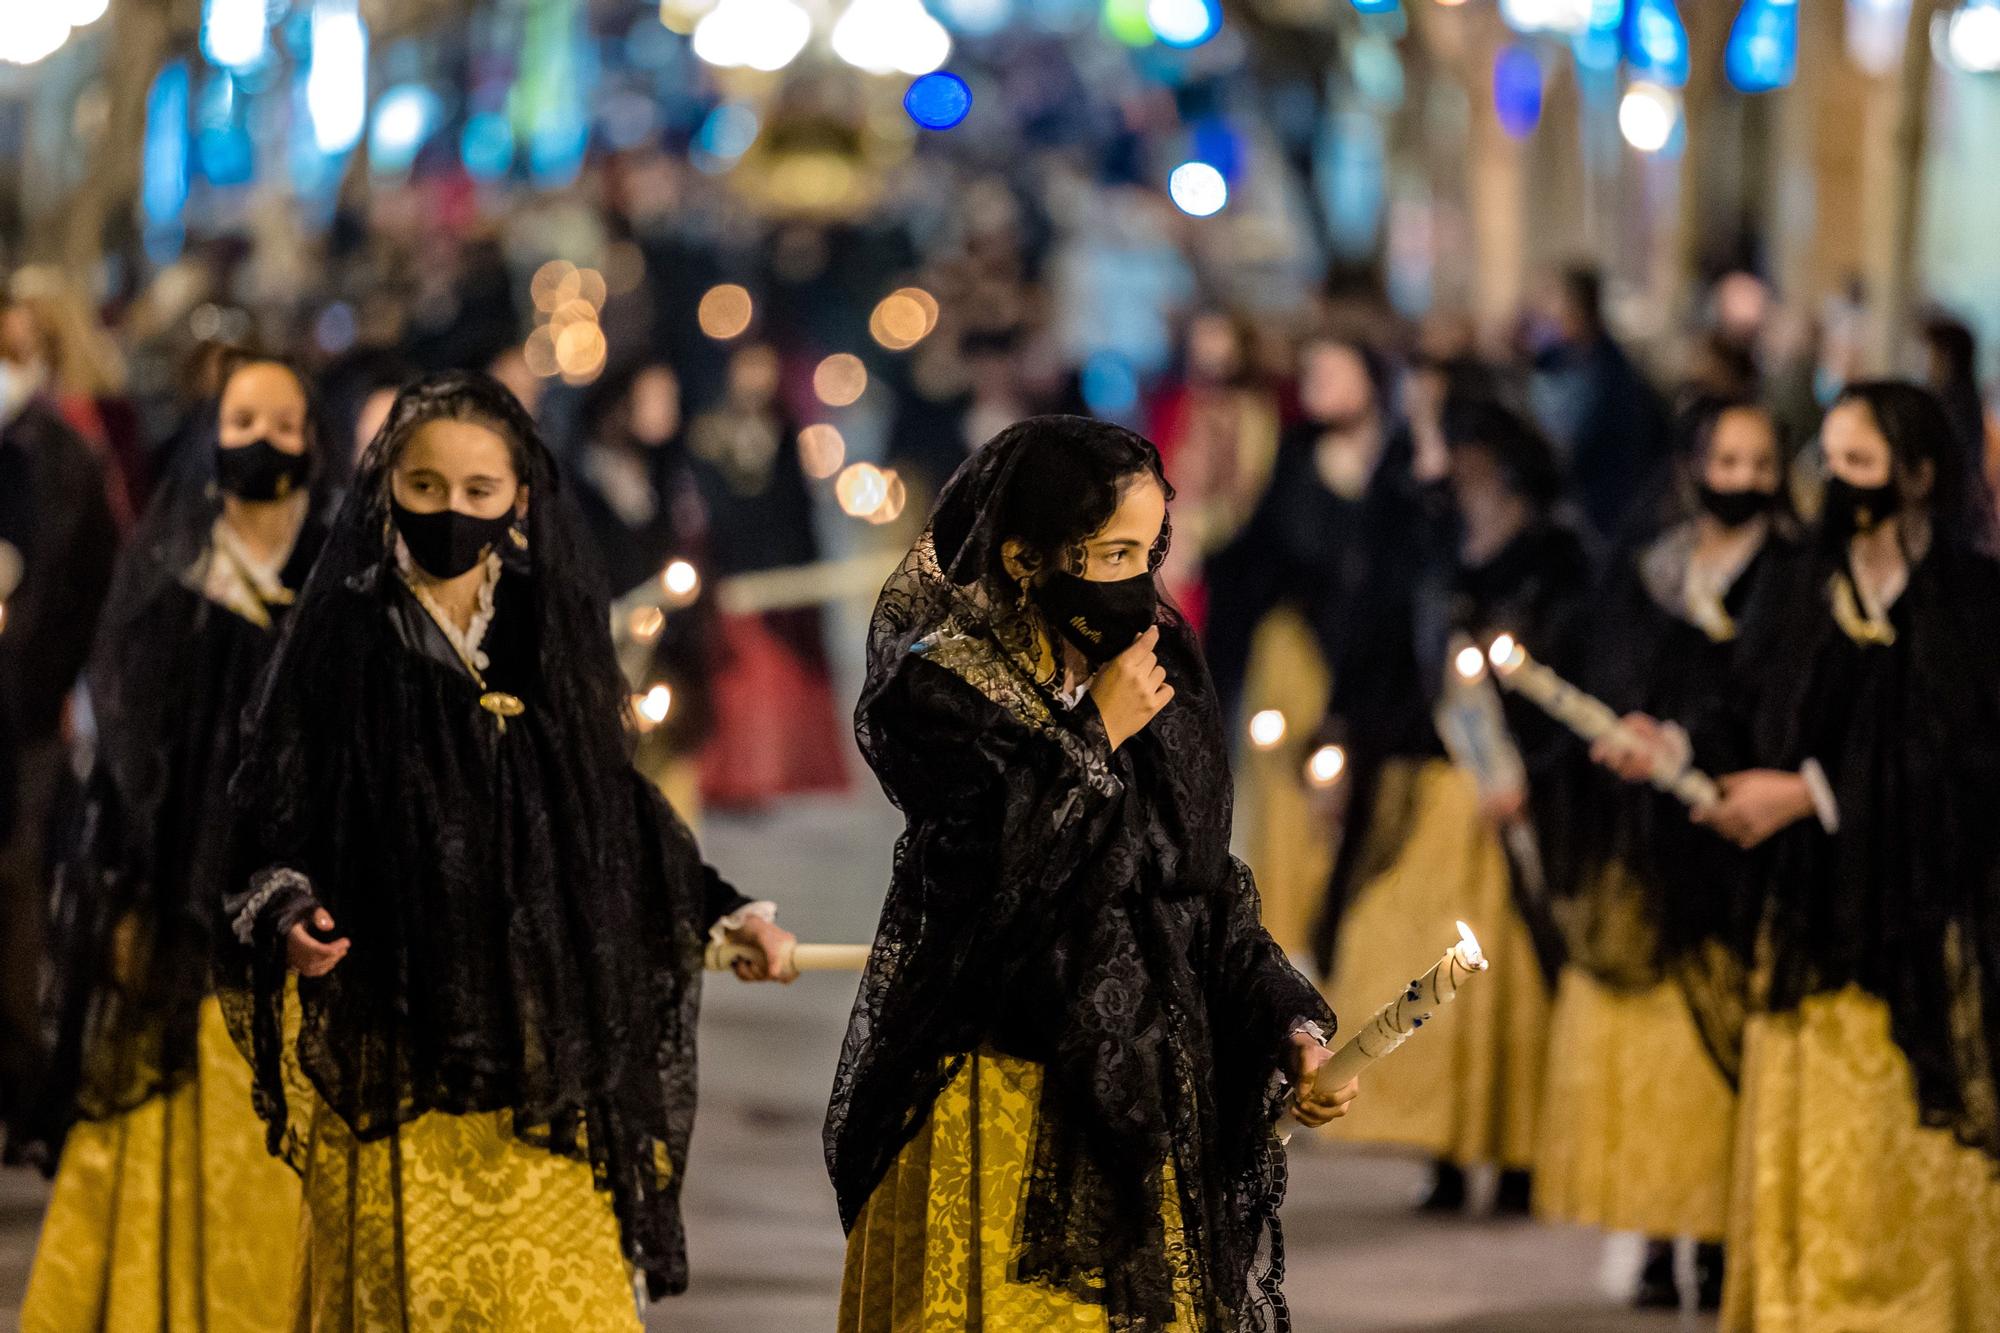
[1526,266,1673,542]
[685,342,848,810]
[572,360,717,825]
[1533,397,1799,1311]
[14,354,326,1330]
[1203,333,1420,956]
[0,300,120,1153]
[1919,313,1984,460]
[1314,389,1589,1217]
[1143,310,1281,635]
[2,279,142,530]
[1603,382,2000,1331]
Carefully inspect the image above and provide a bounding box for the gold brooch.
[479,692,526,732]
[1828,573,1896,647]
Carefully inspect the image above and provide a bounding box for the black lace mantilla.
[828,417,1333,1331]
[222,372,735,1297]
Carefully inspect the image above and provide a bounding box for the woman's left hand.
[1692,769,1815,849]
[726,916,799,983]
[1287,1029,1359,1127]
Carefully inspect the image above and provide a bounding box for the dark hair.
[216,351,321,454]
[1441,392,1564,508]
[1303,333,1392,414]
[373,369,537,487]
[1834,379,1970,534]
[987,415,1173,588]
[1681,394,1788,469]
[1920,315,1978,382]
[1561,265,1605,335]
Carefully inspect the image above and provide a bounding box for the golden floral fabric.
[22,996,301,1333]
[1723,987,2000,1333]
[840,1049,1198,1332]
[1534,969,1733,1240]
[1319,759,1549,1168]
[292,1101,641,1332]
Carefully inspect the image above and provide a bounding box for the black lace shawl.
[1687,535,2000,1157]
[8,433,324,1169]
[828,417,1333,1332]
[221,372,736,1296]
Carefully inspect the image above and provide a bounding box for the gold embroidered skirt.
[1722,986,2000,1333]
[21,996,302,1333]
[840,1048,1197,1331]
[1232,608,1334,959]
[292,1100,641,1332]
[1317,759,1549,1169]
[1534,968,1734,1239]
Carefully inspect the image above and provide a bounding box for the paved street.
[2,789,1716,1331]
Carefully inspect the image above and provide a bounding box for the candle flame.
[661,560,701,603]
[1453,644,1486,681]
[1454,919,1488,969]
[1487,634,1524,673]
[1306,744,1346,787]
[638,683,673,725]
[1248,709,1287,750]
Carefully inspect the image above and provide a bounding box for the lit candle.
[1310,921,1489,1097]
[1485,635,1719,810]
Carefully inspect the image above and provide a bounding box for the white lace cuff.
[233,867,314,946]
[708,900,778,944]
[1800,758,1840,834]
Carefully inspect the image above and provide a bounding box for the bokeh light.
[1454,644,1487,680]
[692,0,812,70]
[698,285,755,340]
[864,469,909,526]
[814,353,869,407]
[661,559,701,604]
[1306,744,1347,788]
[1618,81,1678,154]
[1146,0,1220,47]
[870,289,939,350]
[1168,161,1228,217]
[555,320,608,383]
[532,260,581,312]
[836,462,891,517]
[904,72,974,131]
[799,424,848,479]
[523,326,560,378]
[637,684,674,726]
[1248,709,1288,750]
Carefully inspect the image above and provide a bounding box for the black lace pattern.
[828,417,1333,1331]
[222,372,730,1296]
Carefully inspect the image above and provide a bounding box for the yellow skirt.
[1232,609,1334,959]
[1318,759,1550,1168]
[840,1049,1197,1331]
[292,1100,641,1332]
[1534,968,1734,1239]
[1722,986,2000,1333]
[22,996,301,1333]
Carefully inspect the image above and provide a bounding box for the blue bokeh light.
[1724,0,1798,94]
[1493,43,1544,140]
[904,72,973,131]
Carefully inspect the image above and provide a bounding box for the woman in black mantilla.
[829,416,1354,1331]
[220,371,796,1330]
[1610,381,2000,1331]
[1533,397,1798,1309]
[15,354,323,1331]
[1314,389,1590,1215]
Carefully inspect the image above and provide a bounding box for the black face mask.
[391,500,515,579]
[216,439,310,501]
[1697,484,1777,529]
[1820,476,1902,542]
[1032,568,1159,667]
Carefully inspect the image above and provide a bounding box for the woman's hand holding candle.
[1287,1031,1359,1126]
[722,916,802,983]
[286,907,349,977]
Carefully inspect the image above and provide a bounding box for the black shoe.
[1696,1242,1726,1311]
[1418,1159,1467,1213]
[1493,1168,1533,1216]
[1633,1239,1678,1309]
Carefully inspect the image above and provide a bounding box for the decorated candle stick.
[1310,921,1489,1097]
[703,939,872,973]
[1484,634,1720,810]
